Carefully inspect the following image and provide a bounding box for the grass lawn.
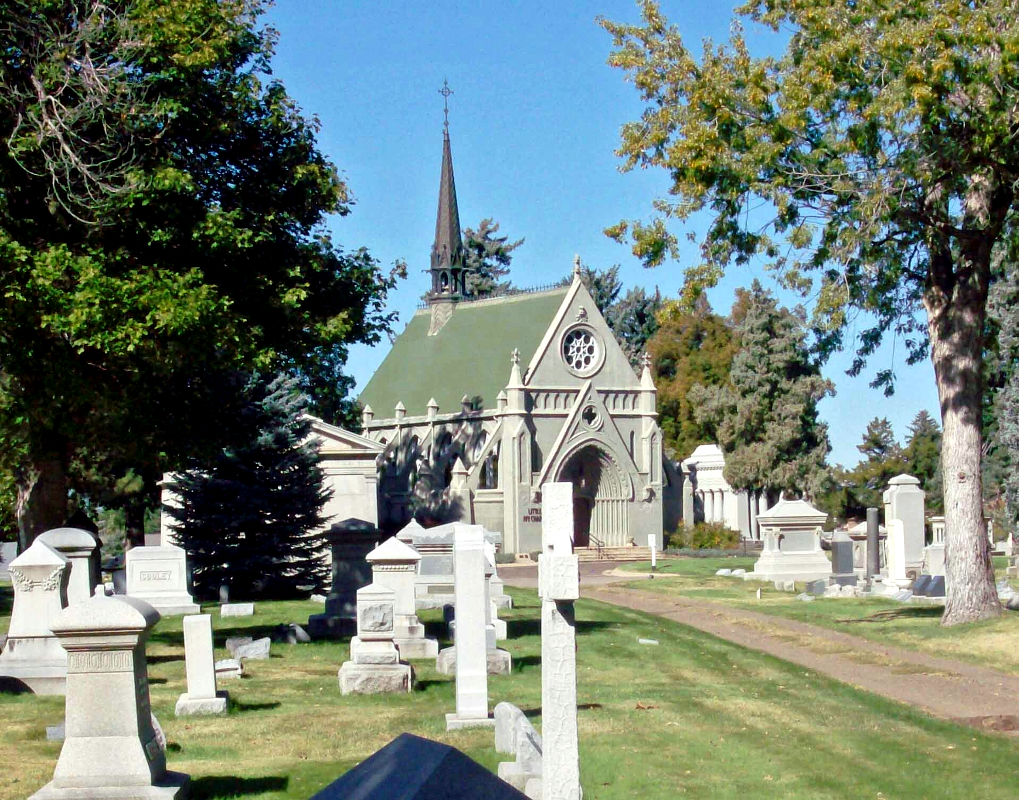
[2,585,1019,800]
[619,556,1019,675]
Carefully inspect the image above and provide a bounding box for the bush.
[668,522,740,550]
[495,552,517,565]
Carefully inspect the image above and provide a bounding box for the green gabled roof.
[360,287,568,418]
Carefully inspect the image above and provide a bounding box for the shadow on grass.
[190,775,289,799]
[231,700,281,713]
[148,678,168,686]
[415,679,451,692]
[837,607,945,624]
[148,655,184,665]
[507,618,615,638]
[514,655,540,670]
[0,583,11,616]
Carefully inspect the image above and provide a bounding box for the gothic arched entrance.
[556,444,630,548]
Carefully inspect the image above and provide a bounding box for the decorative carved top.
[576,307,588,322]
[9,566,64,593]
[511,348,520,366]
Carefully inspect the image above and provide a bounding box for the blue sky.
[264,1,940,467]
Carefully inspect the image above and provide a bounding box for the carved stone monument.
[28,595,189,800]
[339,583,414,695]
[37,528,99,605]
[175,614,228,716]
[745,499,832,583]
[125,545,199,615]
[308,519,378,638]
[537,482,581,800]
[883,474,926,579]
[0,540,70,695]
[365,537,438,660]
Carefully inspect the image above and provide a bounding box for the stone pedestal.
[175,615,227,716]
[885,519,912,587]
[125,545,198,615]
[923,543,946,577]
[830,531,857,587]
[366,537,438,660]
[445,525,495,730]
[339,583,413,695]
[883,475,925,579]
[309,519,378,638]
[0,540,71,695]
[37,528,99,605]
[28,595,189,800]
[745,499,832,583]
[538,482,581,800]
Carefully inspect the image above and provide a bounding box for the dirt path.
[501,562,1019,733]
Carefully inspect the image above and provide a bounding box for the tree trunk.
[925,251,1001,626]
[124,503,146,551]
[15,440,69,552]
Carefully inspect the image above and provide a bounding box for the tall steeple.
[428,80,465,305]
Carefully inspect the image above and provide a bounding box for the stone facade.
[680,444,776,539]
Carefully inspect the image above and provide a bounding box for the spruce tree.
[689,281,833,498]
[167,374,330,600]
[462,218,523,298]
[606,286,663,367]
[904,410,943,513]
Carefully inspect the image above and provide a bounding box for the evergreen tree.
[606,286,663,367]
[462,218,523,298]
[857,418,901,463]
[648,296,735,458]
[839,418,908,516]
[167,374,330,600]
[904,410,943,512]
[689,281,833,498]
[579,264,623,318]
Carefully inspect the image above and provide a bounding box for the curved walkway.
[500,561,1019,732]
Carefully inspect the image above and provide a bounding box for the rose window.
[563,329,599,373]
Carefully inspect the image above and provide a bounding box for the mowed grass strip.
[620,556,1019,675]
[0,586,1015,799]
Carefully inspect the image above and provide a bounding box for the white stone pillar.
[29,595,189,800]
[704,491,715,525]
[37,528,98,605]
[176,614,227,716]
[749,491,759,540]
[539,483,581,800]
[445,524,494,730]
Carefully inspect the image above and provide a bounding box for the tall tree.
[606,285,664,367]
[689,282,833,498]
[0,1,399,549]
[462,217,523,298]
[904,410,943,511]
[579,264,623,317]
[167,374,330,600]
[601,1,1015,623]
[843,417,908,514]
[648,296,735,459]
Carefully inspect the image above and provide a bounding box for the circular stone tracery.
[562,328,599,374]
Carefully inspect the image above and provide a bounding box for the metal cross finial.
[641,351,652,371]
[511,348,520,366]
[439,79,453,131]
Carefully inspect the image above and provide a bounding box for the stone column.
[866,508,880,580]
[539,482,581,800]
[749,491,759,540]
[681,465,694,529]
[704,491,715,525]
[175,614,228,716]
[29,595,189,800]
[445,524,495,730]
[37,528,99,605]
[0,540,70,695]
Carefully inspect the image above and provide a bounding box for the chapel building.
[358,123,664,555]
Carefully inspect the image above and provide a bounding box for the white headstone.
[0,540,70,695]
[538,482,581,800]
[366,537,437,660]
[885,519,910,586]
[175,614,227,716]
[27,595,189,800]
[746,499,832,583]
[339,583,413,694]
[445,524,495,730]
[125,545,199,615]
[36,528,99,605]
[883,475,925,576]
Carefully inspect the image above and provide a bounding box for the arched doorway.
[556,444,629,548]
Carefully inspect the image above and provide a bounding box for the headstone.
[715,569,732,576]
[496,704,543,792]
[339,583,414,695]
[365,536,438,660]
[483,551,512,670]
[866,508,880,580]
[883,475,925,578]
[485,541,513,610]
[175,614,228,716]
[125,544,199,615]
[225,636,253,655]
[37,528,99,604]
[27,595,189,800]
[805,579,828,596]
[308,518,379,637]
[537,482,581,800]
[731,568,746,577]
[923,543,946,577]
[495,701,526,755]
[926,576,946,598]
[830,530,857,586]
[272,623,311,645]
[885,519,911,587]
[233,638,271,661]
[308,733,528,800]
[445,524,495,730]
[913,576,933,597]
[0,541,18,580]
[649,532,657,570]
[112,569,127,595]
[0,540,70,695]
[747,499,832,583]
[221,603,254,617]
[219,585,230,604]
[215,659,243,680]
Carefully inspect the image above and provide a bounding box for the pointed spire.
[572,254,582,281]
[430,111,464,274]
[508,348,523,388]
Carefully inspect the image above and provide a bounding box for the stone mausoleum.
[358,123,664,555]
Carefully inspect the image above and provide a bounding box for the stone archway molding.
[552,436,635,503]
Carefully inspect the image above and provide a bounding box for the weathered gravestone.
[175,614,228,716]
[0,540,70,695]
[221,603,254,617]
[830,530,857,586]
[495,702,543,793]
[366,537,438,660]
[746,499,832,583]
[308,732,527,800]
[883,474,926,579]
[125,544,199,615]
[536,482,582,800]
[308,518,378,637]
[339,583,414,695]
[37,528,99,605]
[445,524,495,730]
[28,595,189,800]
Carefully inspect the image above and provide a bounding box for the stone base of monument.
[435,646,511,676]
[415,594,456,611]
[307,612,355,639]
[28,772,190,800]
[492,594,513,611]
[493,618,507,640]
[394,637,439,660]
[137,597,200,616]
[339,661,414,694]
[523,777,541,800]
[0,653,66,695]
[174,690,229,717]
[445,712,496,731]
[744,550,833,583]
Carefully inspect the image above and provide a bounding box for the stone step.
[574,546,652,563]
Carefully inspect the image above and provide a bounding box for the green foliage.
[581,264,663,367]
[690,281,833,497]
[579,264,622,318]
[0,0,399,542]
[166,374,330,600]
[670,522,741,550]
[648,296,735,459]
[904,410,943,513]
[987,254,1019,526]
[462,218,523,298]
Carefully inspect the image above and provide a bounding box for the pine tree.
[462,218,524,298]
[690,281,833,498]
[606,286,663,367]
[840,418,908,516]
[167,374,331,600]
[904,410,943,513]
[579,264,622,317]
